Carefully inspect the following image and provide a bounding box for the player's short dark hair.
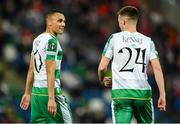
[46,9,63,19]
[43,9,64,29]
[45,9,64,25]
[117,6,139,21]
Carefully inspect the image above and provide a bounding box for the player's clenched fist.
[158,95,166,111]
[103,77,112,87]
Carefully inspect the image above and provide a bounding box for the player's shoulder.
[108,32,129,43]
[33,33,52,48]
[137,32,150,38]
[108,32,123,42]
[111,32,124,38]
[135,32,151,41]
[35,33,52,41]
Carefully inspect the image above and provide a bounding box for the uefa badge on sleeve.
[49,42,57,51]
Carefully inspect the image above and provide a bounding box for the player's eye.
[58,19,65,23]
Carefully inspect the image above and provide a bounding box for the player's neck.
[45,28,57,37]
[122,23,137,32]
[123,27,137,33]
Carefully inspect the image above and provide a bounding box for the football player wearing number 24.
[98,6,166,123]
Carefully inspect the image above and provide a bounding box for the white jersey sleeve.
[31,40,35,56]
[102,35,114,59]
[150,40,159,60]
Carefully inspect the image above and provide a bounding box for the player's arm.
[150,58,166,111]
[45,60,55,100]
[20,55,34,110]
[98,56,111,87]
[98,35,113,87]
[45,38,58,116]
[24,55,34,94]
[45,60,57,116]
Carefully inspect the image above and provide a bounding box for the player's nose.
[61,21,65,27]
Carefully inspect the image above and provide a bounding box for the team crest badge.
[49,42,56,50]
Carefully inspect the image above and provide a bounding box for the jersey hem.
[112,97,151,100]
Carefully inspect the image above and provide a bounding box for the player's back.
[109,31,158,99]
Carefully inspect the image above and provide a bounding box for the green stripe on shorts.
[32,87,62,96]
[112,89,152,100]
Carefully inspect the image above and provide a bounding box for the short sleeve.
[31,48,34,56]
[31,40,35,56]
[150,40,159,60]
[102,34,114,59]
[46,38,57,61]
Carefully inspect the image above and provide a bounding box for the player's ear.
[121,20,125,26]
[47,20,52,27]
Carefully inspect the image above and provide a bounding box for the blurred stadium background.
[0,0,180,123]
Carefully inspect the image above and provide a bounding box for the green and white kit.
[103,31,158,123]
[31,33,72,123]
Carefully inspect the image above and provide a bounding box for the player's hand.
[48,98,57,117]
[20,94,30,110]
[103,76,112,87]
[158,95,166,111]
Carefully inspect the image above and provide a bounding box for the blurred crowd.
[0,0,180,123]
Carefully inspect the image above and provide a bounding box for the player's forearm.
[46,60,56,99]
[47,72,55,99]
[24,69,34,94]
[24,56,34,95]
[98,56,110,84]
[151,59,166,96]
[154,67,165,96]
[98,67,107,84]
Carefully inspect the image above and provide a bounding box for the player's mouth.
[59,27,64,31]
